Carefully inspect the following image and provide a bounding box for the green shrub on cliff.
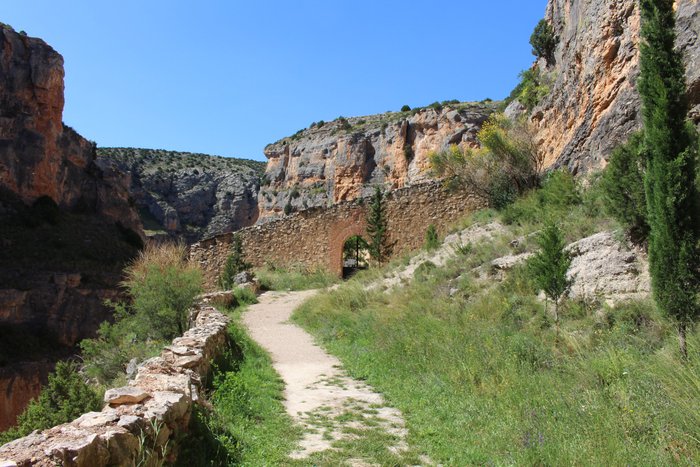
[0,361,101,444]
[530,19,558,65]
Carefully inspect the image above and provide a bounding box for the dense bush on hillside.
[81,243,202,385]
[0,362,101,445]
[600,132,649,243]
[430,113,543,208]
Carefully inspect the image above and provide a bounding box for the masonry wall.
[191,182,483,290]
[0,301,231,466]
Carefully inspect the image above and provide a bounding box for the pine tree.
[366,187,392,265]
[219,234,251,290]
[528,223,572,339]
[639,0,700,360]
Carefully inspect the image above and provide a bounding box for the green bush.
[430,113,542,208]
[219,234,250,290]
[0,361,101,444]
[81,243,202,384]
[502,170,580,225]
[401,105,411,112]
[530,19,558,65]
[512,68,550,111]
[425,224,440,251]
[600,132,649,243]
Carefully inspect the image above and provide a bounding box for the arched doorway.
[342,235,369,278]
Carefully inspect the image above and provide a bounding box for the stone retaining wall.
[191,182,483,289]
[0,303,230,466]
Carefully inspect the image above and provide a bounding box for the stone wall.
[0,302,230,466]
[191,182,483,289]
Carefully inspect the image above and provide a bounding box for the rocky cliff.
[0,26,143,430]
[527,0,700,172]
[259,102,497,219]
[97,148,265,242]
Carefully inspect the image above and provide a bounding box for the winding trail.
[241,290,409,461]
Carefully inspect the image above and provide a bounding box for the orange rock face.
[0,27,141,232]
[527,0,700,173]
[258,103,496,219]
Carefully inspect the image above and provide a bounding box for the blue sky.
[3,1,546,162]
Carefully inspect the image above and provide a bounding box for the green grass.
[255,264,339,291]
[177,305,301,465]
[290,178,700,465]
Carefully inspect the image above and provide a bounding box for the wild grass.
[255,263,338,291]
[177,305,301,465]
[292,175,700,465]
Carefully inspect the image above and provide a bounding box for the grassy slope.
[292,174,700,465]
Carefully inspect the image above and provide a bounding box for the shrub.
[527,222,572,338]
[430,113,542,208]
[81,243,202,384]
[425,224,440,251]
[0,361,101,444]
[219,234,251,290]
[337,117,351,131]
[530,19,558,65]
[284,202,293,215]
[403,145,414,162]
[600,132,649,243]
[401,105,411,112]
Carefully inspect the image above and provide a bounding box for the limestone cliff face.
[0,27,142,231]
[0,26,143,429]
[259,102,496,219]
[529,0,700,172]
[97,148,265,242]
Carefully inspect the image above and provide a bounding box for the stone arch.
[328,206,367,277]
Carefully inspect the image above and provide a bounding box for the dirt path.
[241,290,409,461]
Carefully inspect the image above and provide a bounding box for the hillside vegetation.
[291,175,700,465]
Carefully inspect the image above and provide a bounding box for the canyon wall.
[97,148,265,242]
[258,102,496,220]
[0,26,143,430]
[530,0,700,172]
[192,182,483,289]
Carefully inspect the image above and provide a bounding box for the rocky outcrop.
[98,148,265,243]
[0,304,231,466]
[259,102,496,219]
[567,231,650,303]
[0,28,141,232]
[0,26,143,430]
[527,0,700,172]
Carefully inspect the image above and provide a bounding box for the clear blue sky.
[3,1,546,162]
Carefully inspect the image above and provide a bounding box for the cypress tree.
[639,0,700,360]
[366,187,392,265]
[528,223,572,340]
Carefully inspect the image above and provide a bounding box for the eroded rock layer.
[531,0,700,172]
[97,148,265,242]
[258,102,497,219]
[0,26,143,429]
